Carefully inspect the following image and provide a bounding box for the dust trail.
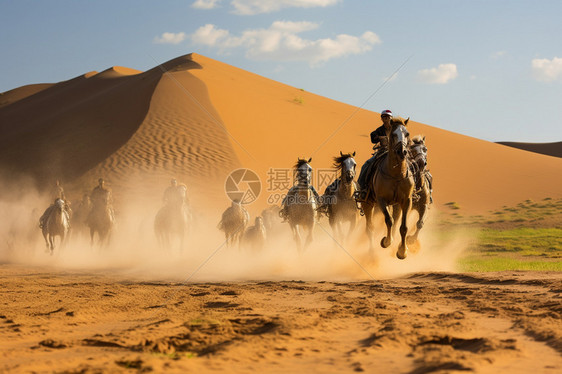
[0,177,472,281]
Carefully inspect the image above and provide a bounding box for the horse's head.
[294,157,313,185]
[334,151,357,183]
[410,135,428,171]
[54,198,65,210]
[390,118,410,160]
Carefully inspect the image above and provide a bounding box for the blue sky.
[1,0,561,142]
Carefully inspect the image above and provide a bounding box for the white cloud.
[231,0,340,15]
[191,24,233,46]
[153,32,186,44]
[491,50,507,60]
[192,0,222,9]
[190,22,380,66]
[532,57,562,82]
[417,63,458,84]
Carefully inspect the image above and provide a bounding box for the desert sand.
[1,53,562,373]
[1,267,561,373]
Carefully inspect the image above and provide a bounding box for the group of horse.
[39,118,431,259]
[218,117,432,259]
[40,194,115,254]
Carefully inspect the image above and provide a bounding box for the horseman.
[39,180,71,229]
[356,109,394,201]
[163,178,187,206]
[90,178,115,220]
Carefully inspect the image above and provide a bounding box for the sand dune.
[497,141,562,159]
[1,53,561,215]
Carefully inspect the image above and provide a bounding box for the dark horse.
[87,201,114,247]
[407,135,432,245]
[362,118,414,259]
[320,152,359,243]
[41,198,70,254]
[281,158,320,252]
[155,186,191,251]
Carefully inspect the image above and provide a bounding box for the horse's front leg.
[49,235,55,255]
[43,231,50,252]
[90,228,95,247]
[291,223,303,253]
[407,203,427,245]
[304,221,314,249]
[363,201,375,254]
[347,214,357,244]
[378,199,393,249]
[397,198,412,260]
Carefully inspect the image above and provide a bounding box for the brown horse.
[241,216,267,251]
[87,201,114,247]
[281,158,320,252]
[321,152,359,243]
[218,200,250,247]
[72,194,92,238]
[41,198,70,254]
[407,135,432,245]
[155,186,191,251]
[363,118,414,259]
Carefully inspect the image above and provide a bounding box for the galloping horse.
[321,152,359,243]
[155,185,191,251]
[281,158,320,252]
[72,195,92,238]
[363,118,414,259]
[218,200,250,247]
[87,200,114,247]
[41,198,70,254]
[407,135,432,245]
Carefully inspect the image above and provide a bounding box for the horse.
[154,188,191,251]
[407,135,432,245]
[218,200,250,247]
[362,118,414,259]
[41,198,70,254]
[321,152,359,243]
[241,216,267,251]
[87,200,114,247]
[281,158,320,252]
[72,194,92,238]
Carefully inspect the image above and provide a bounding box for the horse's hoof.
[396,248,407,260]
[380,237,390,248]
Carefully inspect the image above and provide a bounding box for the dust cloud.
[0,174,472,282]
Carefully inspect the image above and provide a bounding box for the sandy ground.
[1,265,561,373]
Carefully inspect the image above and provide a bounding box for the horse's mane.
[332,153,354,170]
[294,158,311,170]
[391,117,408,127]
[411,135,425,145]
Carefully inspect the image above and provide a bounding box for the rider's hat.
[381,109,393,117]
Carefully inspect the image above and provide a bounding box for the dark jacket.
[370,125,388,145]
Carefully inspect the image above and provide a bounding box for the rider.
[356,109,393,201]
[163,178,189,206]
[89,178,115,221]
[39,180,71,229]
[91,178,112,206]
